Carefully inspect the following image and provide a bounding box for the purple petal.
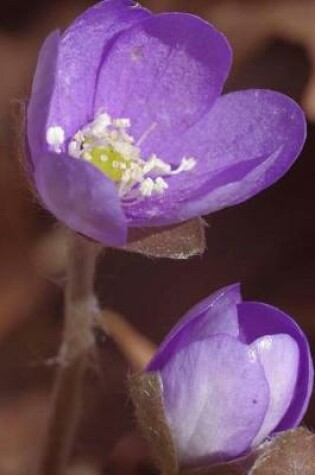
[44,1,150,145]
[148,284,241,371]
[159,335,269,466]
[238,302,314,432]
[27,30,60,166]
[34,152,127,246]
[94,12,231,153]
[250,334,299,446]
[124,90,306,227]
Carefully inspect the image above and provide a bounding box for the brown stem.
[100,310,156,371]
[38,233,99,475]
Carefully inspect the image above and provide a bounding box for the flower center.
[46,113,196,200]
[87,146,130,182]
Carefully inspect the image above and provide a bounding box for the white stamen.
[74,131,84,143]
[182,157,196,170]
[139,177,155,197]
[64,111,196,200]
[136,122,157,147]
[87,113,112,137]
[143,155,172,175]
[169,157,196,175]
[46,126,65,153]
[155,177,169,193]
[121,169,132,183]
[68,140,81,158]
[113,118,131,128]
[114,141,139,159]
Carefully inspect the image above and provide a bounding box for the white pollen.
[82,152,92,161]
[139,177,154,197]
[182,157,196,170]
[68,140,81,158]
[74,131,84,142]
[114,141,136,158]
[90,113,112,137]
[46,126,65,153]
[100,154,108,162]
[110,130,119,141]
[113,118,131,128]
[169,157,196,175]
[155,177,169,193]
[98,113,112,125]
[121,169,132,183]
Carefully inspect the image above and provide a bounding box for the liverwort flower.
[27,0,306,247]
[145,285,314,469]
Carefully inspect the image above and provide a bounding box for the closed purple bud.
[147,285,314,469]
[27,0,306,247]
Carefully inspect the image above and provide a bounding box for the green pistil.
[88,146,130,182]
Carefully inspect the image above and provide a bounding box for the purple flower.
[27,0,306,247]
[147,285,314,468]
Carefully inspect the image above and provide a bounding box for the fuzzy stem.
[38,233,99,475]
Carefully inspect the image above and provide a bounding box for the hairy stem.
[38,233,99,475]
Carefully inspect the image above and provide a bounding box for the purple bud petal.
[159,335,270,467]
[148,284,241,371]
[250,334,299,445]
[146,286,314,468]
[238,302,314,432]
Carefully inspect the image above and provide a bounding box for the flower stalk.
[101,310,156,371]
[38,232,99,475]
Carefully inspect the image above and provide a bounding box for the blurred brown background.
[0,0,314,474]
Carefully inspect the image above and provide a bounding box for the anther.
[46,126,65,153]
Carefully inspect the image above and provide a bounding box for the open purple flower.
[27,0,306,246]
[147,285,314,468]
